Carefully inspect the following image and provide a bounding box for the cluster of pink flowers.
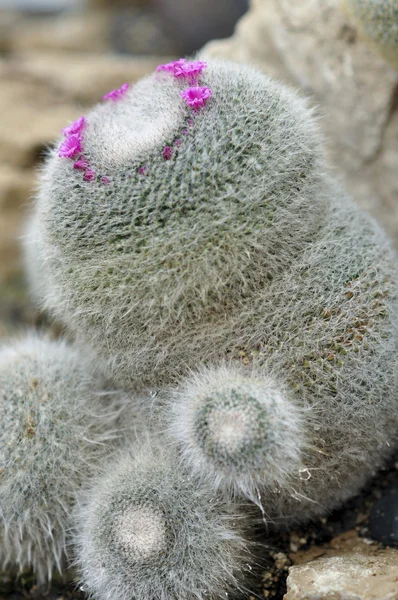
[58,117,86,159]
[157,58,213,112]
[157,58,207,81]
[156,58,213,161]
[59,61,213,179]
[102,83,130,102]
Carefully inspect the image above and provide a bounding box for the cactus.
[33,59,330,388]
[31,59,398,522]
[23,211,47,307]
[73,439,251,600]
[0,334,132,582]
[169,365,304,501]
[342,0,398,68]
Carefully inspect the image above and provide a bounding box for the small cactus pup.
[34,58,331,388]
[74,440,251,600]
[342,0,398,68]
[0,333,131,583]
[169,365,305,502]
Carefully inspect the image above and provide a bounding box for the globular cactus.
[342,0,398,68]
[169,365,305,502]
[33,58,330,388]
[31,58,398,523]
[73,440,251,600]
[0,334,131,582]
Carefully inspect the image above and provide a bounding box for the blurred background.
[0,0,248,335]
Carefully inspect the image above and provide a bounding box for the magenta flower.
[181,86,212,110]
[101,176,110,185]
[73,156,89,170]
[156,58,186,74]
[58,134,82,159]
[162,146,173,160]
[174,138,182,147]
[84,168,96,182]
[62,116,86,137]
[102,83,129,102]
[138,166,148,175]
[157,59,207,81]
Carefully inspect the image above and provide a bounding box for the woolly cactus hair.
[36,58,331,389]
[169,365,305,501]
[74,441,251,600]
[22,211,47,306]
[0,334,130,582]
[343,0,398,68]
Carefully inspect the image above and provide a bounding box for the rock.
[10,52,169,105]
[202,0,398,245]
[153,0,249,53]
[370,488,398,546]
[285,532,398,600]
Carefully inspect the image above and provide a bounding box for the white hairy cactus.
[33,58,330,388]
[29,58,398,523]
[169,365,304,501]
[0,334,131,582]
[74,439,251,600]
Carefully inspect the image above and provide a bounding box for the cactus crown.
[36,58,331,387]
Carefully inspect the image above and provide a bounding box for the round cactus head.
[168,366,305,500]
[74,442,250,600]
[0,334,129,582]
[36,58,330,387]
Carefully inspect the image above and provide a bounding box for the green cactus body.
[343,0,398,68]
[32,59,398,519]
[35,59,329,389]
[0,334,131,582]
[74,441,250,600]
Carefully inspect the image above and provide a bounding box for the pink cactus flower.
[73,156,89,170]
[84,168,96,182]
[181,86,212,110]
[162,146,173,160]
[183,129,189,136]
[102,83,129,102]
[58,134,82,159]
[101,176,110,185]
[138,166,148,175]
[157,59,207,81]
[156,58,186,74]
[174,138,182,147]
[62,116,86,137]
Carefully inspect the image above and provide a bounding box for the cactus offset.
[74,439,250,600]
[0,334,131,582]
